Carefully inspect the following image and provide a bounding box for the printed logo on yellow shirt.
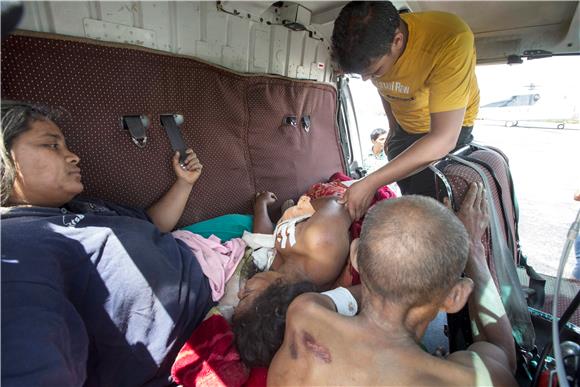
[374,80,410,95]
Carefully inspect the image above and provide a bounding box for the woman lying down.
[1,101,390,385]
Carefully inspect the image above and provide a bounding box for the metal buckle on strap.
[121,115,150,148]
[283,115,297,128]
[301,115,311,133]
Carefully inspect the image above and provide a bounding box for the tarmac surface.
[472,121,580,278]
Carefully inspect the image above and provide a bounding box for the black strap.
[558,289,580,333]
[301,115,311,133]
[160,114,188,164]
[121,115,149,148]
[523,261,546,308]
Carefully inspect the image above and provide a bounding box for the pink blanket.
[172,231,246,301]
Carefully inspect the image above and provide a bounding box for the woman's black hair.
[331,1,401,74]
[232,279,318,367]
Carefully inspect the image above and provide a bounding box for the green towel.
[181,214,253,241]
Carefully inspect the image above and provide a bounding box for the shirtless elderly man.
[269,183,517,386]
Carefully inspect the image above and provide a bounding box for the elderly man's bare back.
[270,298,515,386]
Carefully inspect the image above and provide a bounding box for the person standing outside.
[363,128,401,196]
[362,128,388,173]
[331,1,480,220]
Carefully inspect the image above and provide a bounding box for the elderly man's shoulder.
[446,343,518,387]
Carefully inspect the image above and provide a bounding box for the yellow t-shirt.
[372,12,480,134]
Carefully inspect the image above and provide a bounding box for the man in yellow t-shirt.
[331,1,480,220]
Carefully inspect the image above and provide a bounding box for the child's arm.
[253,192,277,234]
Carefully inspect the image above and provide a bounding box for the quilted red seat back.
[1,33,345,226]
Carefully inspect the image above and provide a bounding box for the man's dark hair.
[331,1,401,74]
[232,280,318,367]
[0,101,61,205]
[370,128,387,141]
[358,196,469,307]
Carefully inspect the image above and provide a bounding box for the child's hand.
[173,149,202,185]
[255,191,277,207]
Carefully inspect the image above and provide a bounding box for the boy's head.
[331,1,402,78]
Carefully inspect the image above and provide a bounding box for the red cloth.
[245,367,268,387]
[306,171,396,239]
[171,314,249,387]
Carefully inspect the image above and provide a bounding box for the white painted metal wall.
[18,1,335,82]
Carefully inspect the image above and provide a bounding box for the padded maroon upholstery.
[438,169,498,284]
[247,82,344,217]
[1,32,345,226]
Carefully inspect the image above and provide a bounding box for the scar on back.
[302,331,331,363]
[289,331,298,359]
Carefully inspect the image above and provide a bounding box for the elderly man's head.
[358,196,470,308]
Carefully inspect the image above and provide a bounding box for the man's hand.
[339,179,375,221]
[173,149,202,185]
[457,182,489,244]
[450,182,517,375]
[255,191,277,207]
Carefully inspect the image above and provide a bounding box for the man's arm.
[449,183,517,378]
[342,108,465,220]
[146,149,202,232]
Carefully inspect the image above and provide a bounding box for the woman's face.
[9,119,83,207]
